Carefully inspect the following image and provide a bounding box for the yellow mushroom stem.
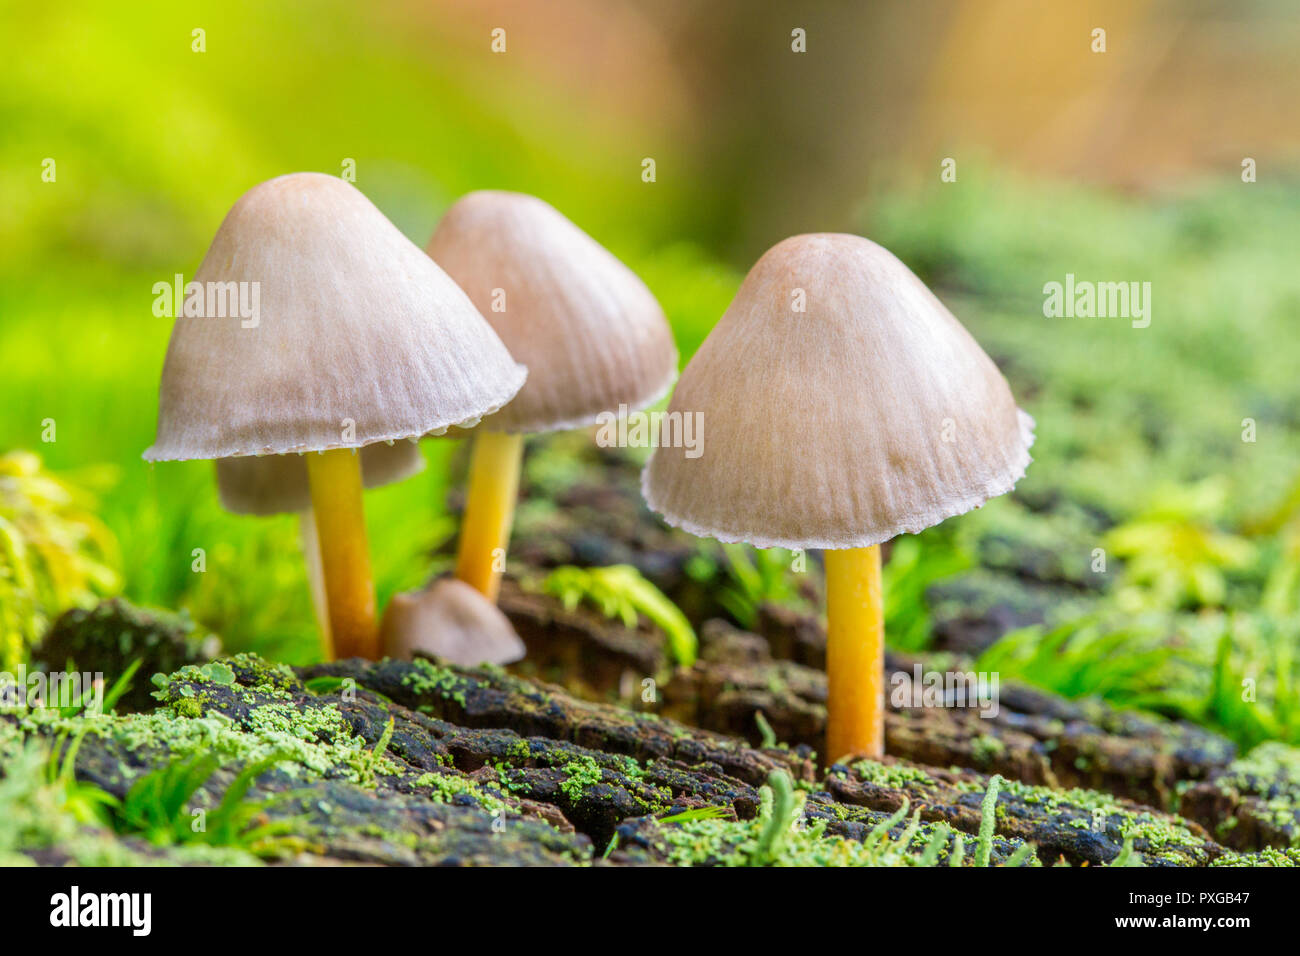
[298,510,331,653]
[824,544,885,764]
[306,448,377,660]
[454,430,524,602]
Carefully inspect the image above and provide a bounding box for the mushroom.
[641,234,1034,763]
[215,441,426,647]
[426,191,677,602]
[215,441,424,518]
[378,577,525,666]
[145,172,526,660]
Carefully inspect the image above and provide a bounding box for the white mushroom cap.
[425,191,677,434]
[379,578,526,667]
[215,441,426,516]
[642,234,1035,550]
[145,173,526,462]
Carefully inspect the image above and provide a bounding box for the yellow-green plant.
[539,564,697,666]
[0,451,121,669]
[45,730,119,827]
[1247,471,1300,617]
[111,751,306,857]
[975,617,1176,705]
[714,543,806,629]
[1197,616,1300,749]
[1106,478,1254,610]
[883,533,972,651]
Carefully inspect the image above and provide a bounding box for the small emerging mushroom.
[379,577,525,667]
[215,441,426,646]
[145,173,526,660]
[642,234,1034,764]
[426,191,677,602]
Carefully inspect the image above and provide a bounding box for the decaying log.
[4,600,1285,867]
[1180,743,1300,852]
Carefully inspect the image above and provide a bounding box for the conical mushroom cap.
[642,234,1034,550]
[379,578,525,667]
[425,191,677,433]
[215,441,425,516]
[145,173,526,462]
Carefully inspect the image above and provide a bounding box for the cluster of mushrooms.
[146,172,1033,765]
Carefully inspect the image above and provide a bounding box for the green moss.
[1203,742,1300,844]
[7,685,386,787]
[851,760,939,790]
[244,701,360,751]
[645,774,1037,868]
[1211,846,1300,867]
[971,735,1007,764]
[1217,742,1300,789]
[559,756,604,802]
[848,759,1205,863]
[993,775,1205,857]
[169,697,203,719]
[402,658,468,708]
[507,738,532,761]
[414,771,508,816]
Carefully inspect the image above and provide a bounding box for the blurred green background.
[2,0,1299,743]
